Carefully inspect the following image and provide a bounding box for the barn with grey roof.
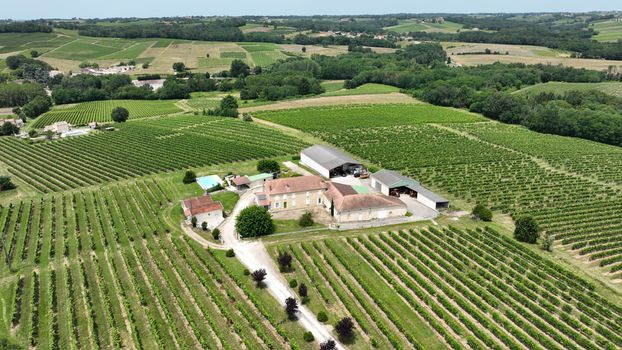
[371,169,449,210]
[300,145,363,178]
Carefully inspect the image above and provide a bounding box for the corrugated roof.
[247,173,273,182]
[410,185,448,203]
[265,175,326,195]
[372,169,419,188]
[301,145,361,170]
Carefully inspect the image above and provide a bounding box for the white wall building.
[371,169,449,210]
[300,145,362,178]
[182,194,224,230]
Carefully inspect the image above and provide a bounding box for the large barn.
[371,169,449,210]
[300,145,363,178]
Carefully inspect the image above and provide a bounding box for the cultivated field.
[515,81,622,98]
[258,106,622,284]
[270,226,622,349]
[0,179,313,349]
[320,83,400,97]
[31,99,183,128]
[0,115,308,192]
[444,42,569,58]
[591,19,622,42]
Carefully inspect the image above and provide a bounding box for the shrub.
[289,279,298,288]
[472,203,493,222]
[514,215,540,243]
[303,331,314,342]
[540,232,553,252]
[257,159,280,173]
[277,251,293,272]
[182,170,196,184]
[191,216,198,228]
[335,317,354,339]
[252,269,267,286]
[317,311,328,323]
[320,339,336,350]
[298,211,314,227]
[285,297,298,319]
[243,268,250,276]
[211,228,220,240]
[111,106,129,123]
[242,114,253,122]
[225,248,235,257]
[235,205,274,238]
[0,176,16,192]
[201,221,208,231]
[298,283,308,299]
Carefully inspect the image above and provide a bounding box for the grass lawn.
[320,81,345,93]
[273,219,325,234]
[211,191,240,213]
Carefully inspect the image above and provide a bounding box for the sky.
[3,0,621,20]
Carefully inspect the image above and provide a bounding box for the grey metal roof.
[301,145,361,170]
[372,169,419,188]
[409,184,448,203]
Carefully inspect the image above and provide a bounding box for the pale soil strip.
[240,92,417,113]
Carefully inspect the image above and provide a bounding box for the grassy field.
[515,81,622,98]
[320,83,400,97]
[254,104,485,131]
[0,115,308,193]
[445,41,622,70]
[211,191,239,213]
[273,219,325,234]
[385,20,463,33]
[591,19,622,42]
[31,100,183,128]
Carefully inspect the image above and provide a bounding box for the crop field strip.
[259,107,622,281]
[0,116,308,193]
[31,100,183,128]
[0,180,312,349]
[274,226,622,350]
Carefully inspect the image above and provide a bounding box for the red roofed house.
[324,182,407,223]
[257,175,327,212]
[182,194,224,229]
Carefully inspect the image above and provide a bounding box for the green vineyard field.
[0,115,308,193]
[260,105,622,280]
[31,100,183,128]
[272,226,622,349]
[0,180,312,349]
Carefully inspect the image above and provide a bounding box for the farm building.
[231,176,251,190]
[246,173,273,189]
[182,194,224,229]
[300,145,363,178]
[256,175,327,212]
[324,182,407,223]
[0,118,24,128]
[371,169,449,210]
[43,121,71,134]
[371,169,420,196]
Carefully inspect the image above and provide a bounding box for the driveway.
[283,161,314,176]
[191,190,344,348]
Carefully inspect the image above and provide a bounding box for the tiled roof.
[182,195,223,216]
[325,182,405,212]
[265,175,326,195]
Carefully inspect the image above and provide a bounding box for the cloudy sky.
[3,0,620,19]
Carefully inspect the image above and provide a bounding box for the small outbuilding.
[371,169,449,210]
[182,194,224,230]
[300,145,363,178]
[371,169,420,196]
[247,173,274,189]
